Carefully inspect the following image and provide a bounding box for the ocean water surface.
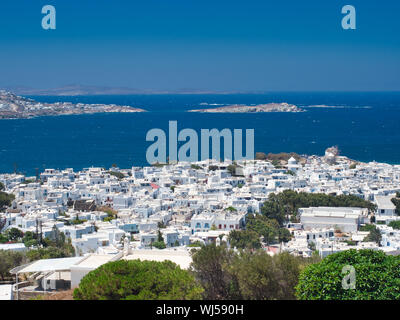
[1,92,400,175]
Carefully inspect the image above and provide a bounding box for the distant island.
[188,103,304,113]
[0,91,146,119]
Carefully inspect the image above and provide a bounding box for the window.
[204,223,210,229]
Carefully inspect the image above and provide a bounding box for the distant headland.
[0,90,146,119]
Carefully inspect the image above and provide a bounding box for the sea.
[1,92,400,176]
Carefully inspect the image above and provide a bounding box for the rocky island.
[0,90,146,119]
[188,102,304,113]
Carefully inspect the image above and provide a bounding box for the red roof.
[150,183,160,189]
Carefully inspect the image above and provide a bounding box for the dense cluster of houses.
[1,150,400,295]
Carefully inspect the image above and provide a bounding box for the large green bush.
[73,259,204,300]
[296,249,400,300]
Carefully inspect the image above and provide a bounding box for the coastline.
[188,102,304,113]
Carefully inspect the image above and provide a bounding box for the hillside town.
[1,147,400,298]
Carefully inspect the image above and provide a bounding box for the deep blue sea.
[1,92,400,175]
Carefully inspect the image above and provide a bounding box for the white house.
[375,195,396,216]
[300,207,368,233]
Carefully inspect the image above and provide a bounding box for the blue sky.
[0,0,399,91]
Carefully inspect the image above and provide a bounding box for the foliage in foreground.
[73,259,204,300]
[190,244,318,300]
[296,249,400,300]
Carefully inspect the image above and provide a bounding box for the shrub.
[153,241,166,249]
[73,259,203,300]
[296,249,400,300]
[389,220,400,230]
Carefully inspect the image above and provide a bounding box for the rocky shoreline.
[0,90,146,119]
[188,102,304,113]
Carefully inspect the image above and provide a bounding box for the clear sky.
[0,0,399,91]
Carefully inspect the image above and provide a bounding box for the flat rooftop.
[15,257,83,274]
[123,249,192,269]
[72,254,117,269]
[375,195,396,209]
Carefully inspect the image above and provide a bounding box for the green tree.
[22,231,38,247]
[225,206,237,212]
[153,241,166,249]
[26,232,75,260]
[26,245,74,261]
[349,163,357,169]
[389,220,400,230]
[0,191,15,211]
[190,244,241,300]
[230,251,304,300]
[0,250,28,281]
[157,230,164,242]
[391,197,400,215]
[296,249,400,300]
[278,228,292,243]
[107,171,125,180]
[0,234,8,244]
[360,224,382,245]
[246,214,286,245]
[73,259,203,300]
[228,230,261,249]
[5,228,23,241]
[157,221,166,229]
